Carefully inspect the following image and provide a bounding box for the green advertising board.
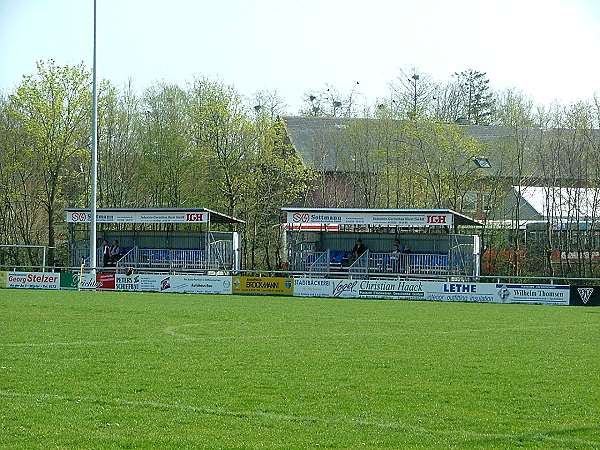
[0,271,6,288]
[60,271,79,290]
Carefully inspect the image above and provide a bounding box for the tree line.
[303,83,600,277]
[0,60,313,269]
[2,60,600,276]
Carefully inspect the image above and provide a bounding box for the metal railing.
[71,247,103,267]
[131,248,206,270]
[115,248,136,268]
[292,250,326,272]
[209,240,233,269]
[348,250,369,277]
[290,249,456,277]
[353,251,450,276]
[402,253,449,275]
[309,250,330,274]
[449,234,476,276]
[73,245,239,271]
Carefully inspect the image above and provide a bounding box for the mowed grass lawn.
[0,290,599,449]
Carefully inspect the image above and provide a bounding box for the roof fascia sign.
[286,211,453,227]
[66,210,209,224]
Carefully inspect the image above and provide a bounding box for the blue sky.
[1,0,600,112]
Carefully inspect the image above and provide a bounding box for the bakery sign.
[286,211,453,227]
[66,211,209,224]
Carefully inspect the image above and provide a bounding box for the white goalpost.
[0,244,48,270]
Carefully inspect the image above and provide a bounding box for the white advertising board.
[491,283,569,305]
[424,282,569,305]
[7,272,60,290]
[293,278,570,305]
[79,273,100,290]
[115,274,148,291]
[293,278,340,297]
[286,211,453,227]
[293,278,425,300]
[66,210,208,224]
[115,274,232,294]
[154,274,232,294]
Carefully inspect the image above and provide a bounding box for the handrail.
[308,250,330,274]
[115,247,137,268]
[209,239,233,270]
[349,250,369,277]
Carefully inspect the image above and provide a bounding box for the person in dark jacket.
[351,238,367,261]
[102,239,111,267]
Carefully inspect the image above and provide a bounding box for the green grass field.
[0,290,599,449]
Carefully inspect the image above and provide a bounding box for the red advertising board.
[96,272,115,290]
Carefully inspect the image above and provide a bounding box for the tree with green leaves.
[187,78,253,218]
[7,60,90,264]
[0,93,47,262]
[241,117,314,269]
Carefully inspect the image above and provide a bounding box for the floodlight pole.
[89,0,98,276]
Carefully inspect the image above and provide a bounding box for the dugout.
[282,207,482,277]
[65,207,244,271]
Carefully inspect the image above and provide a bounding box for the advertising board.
[293,278,341,297]
[6,272,60,290]
[59,271,78,289]
[66,210,208,224]
[569,286,600,306]
[160,275,232,294]
[116,273,142,291]
[233,276,293,295]
[286,211,453,227]
[96,272,116,290]
[0,271,6,288]
[293,278,570,305]
[113,274,232,294]
[78,272,116,290]
[294,278,425,300]
[486,283,569,305]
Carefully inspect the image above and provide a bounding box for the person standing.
[110,240,121,264]
[391,239,402,272]
[102,239,111,267]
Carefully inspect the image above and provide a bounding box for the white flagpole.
[89,0,98,277]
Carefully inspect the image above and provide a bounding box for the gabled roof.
[283,116,350,172]
[282,116,597,182]
[516,186,600,220]
[283,116,518,173]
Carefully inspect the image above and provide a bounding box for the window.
[473,156,491,168]
[463,192,478,211]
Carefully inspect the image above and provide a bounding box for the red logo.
[291,213,310,223]
[186,213,204,222]
[426,215,447,224]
